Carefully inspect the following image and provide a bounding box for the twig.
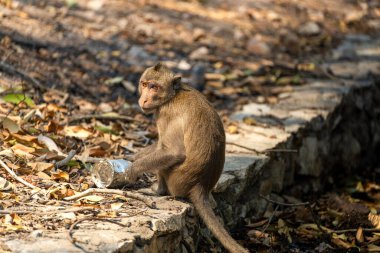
[226,142,261,153]
[69,114,141,123]
[0,206,96,215]
[67,217,127,253]
[259,194,310,206]
[261,204,280,234]
[264,149,298,153]
[332,228,380,233]
[0,159,37,189]
[0,61,46,91]
[74,156,103,163]
[64,188,156,208]
[55,150,77,169]
[226,142,297,154]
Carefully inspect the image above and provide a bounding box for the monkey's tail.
[189,186,249,253]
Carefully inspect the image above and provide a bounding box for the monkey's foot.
[151,182,168,195]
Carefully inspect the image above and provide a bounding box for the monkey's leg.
[151,174,168,195]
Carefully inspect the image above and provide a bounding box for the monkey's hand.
[125,166,138,184]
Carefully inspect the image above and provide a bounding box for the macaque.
[128,63,248,253]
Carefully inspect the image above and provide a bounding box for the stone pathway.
[3,36,380,253]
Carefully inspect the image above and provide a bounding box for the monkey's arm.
[132,143,158,161]
[128,146,185,181]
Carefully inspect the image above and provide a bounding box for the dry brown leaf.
[227,125,238,134]
[331,237,353,249]
[44,120,61,132]
[88,146,107,157]
[356,227,364,243]
[37,171,51,180]
[247,229,270,238]
[11,133,37,143]
[63,126,92,139]
[277,219,292,243]
[2,118,20,133]
[0,176,14,191]
[368,212,380,229]
[79,195,104,203]
[50,170,69,182]
[11,144,35,159]
[0,149,14,158]
[367,244,380,252]
[28,162,54,172]
[110,202,124,210]
[46,103,67,113]
[97,210,117,218]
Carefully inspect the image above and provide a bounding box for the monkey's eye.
[152,85,159,91]
[142,82,148,88]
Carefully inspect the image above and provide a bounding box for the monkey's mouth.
[141,106,157,114]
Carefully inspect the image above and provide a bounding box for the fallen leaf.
[0,177,14,191]
[11,133,37,143]
[277,219,292,243]
[0,149,14,158]
[50,170,69,181]
[46,103,67,113]
[37,171,51,180]
[28,162,54,172]
[110,202,124,210]
[2,93,35,107]
[368,244,380,252]
[227,125,238,134]
[368,212,380,229]
[331,237,354,249]
[97,210,117,218]
[105,76,124,85]
[2,118,21,133]
[63,126,92,139]
[11,143,35,159]
[59,212,76,220]
[79,195,104,203]
[243,117,257,126]
[356,227,364,243]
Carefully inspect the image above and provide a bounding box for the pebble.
[189,47,209,60]
[298,21,321,36]
[246,37,271,56]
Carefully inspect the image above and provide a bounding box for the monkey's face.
[138,63,181,114]
[138,80,175,114]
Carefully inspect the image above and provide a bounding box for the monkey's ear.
[153,62,163,71]
[173,75,181,90]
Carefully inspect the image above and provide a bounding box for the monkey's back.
[158,85,225,197]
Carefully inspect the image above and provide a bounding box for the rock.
[177,60,191,71]
[298,137,321,176]
[127,45,153,65]
[298,21,321,36]
[246,37,271,56]
[29,230,43,238]
[189,47,209,60]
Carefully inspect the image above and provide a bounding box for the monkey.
[126,63,249,253]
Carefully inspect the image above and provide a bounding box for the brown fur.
[129,63,249,253]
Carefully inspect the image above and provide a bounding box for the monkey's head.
[138,63,181,114]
